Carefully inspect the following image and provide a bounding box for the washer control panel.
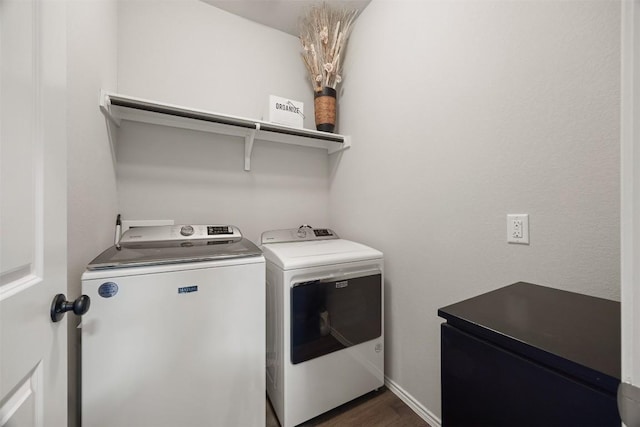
[207,226,234,235]
[261,226,339,244]
[120,225,241,243]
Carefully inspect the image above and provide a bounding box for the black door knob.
[50,293,91,323]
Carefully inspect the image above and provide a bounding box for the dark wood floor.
[266,387,431,427]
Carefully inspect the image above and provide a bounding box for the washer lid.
[87,237,262,270]
[261,239,383,270]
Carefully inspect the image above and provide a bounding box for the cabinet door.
[441,324,619,427]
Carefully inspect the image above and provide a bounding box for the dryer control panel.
[261,226,339,244]
[120,225,241,243]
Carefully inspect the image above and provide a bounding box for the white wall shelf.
[99,91,351,171]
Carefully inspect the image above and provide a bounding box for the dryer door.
[290,272,382,364]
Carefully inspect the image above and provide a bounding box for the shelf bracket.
[99,90,121,127]
[99,90,121,169]
[244,123,259,171]
[328,135,352,154]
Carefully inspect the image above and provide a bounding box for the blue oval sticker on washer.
[98,282,118,298]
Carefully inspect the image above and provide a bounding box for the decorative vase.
[314,87,337,133]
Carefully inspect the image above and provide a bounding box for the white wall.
[116,0,330,243]
[66,1,118,426]
[68,0,621,425]
[331,0,620,422]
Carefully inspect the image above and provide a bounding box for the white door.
[0,0,68,425]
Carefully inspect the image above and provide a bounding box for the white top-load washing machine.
[81,225,265,427]
[261,226,384,427]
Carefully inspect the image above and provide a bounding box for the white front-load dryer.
[261,226,384,427]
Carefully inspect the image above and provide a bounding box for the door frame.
[621,0,639,392]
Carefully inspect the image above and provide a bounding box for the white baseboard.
[384,376,441,427]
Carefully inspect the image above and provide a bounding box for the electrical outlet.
[507,214,529,244]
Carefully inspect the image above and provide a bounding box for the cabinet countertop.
[438,281,620,393]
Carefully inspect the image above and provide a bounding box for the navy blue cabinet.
[439,282,620,427]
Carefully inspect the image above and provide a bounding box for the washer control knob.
[297,224,312,239]
[180,225,195,236]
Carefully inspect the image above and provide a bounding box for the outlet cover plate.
[507,214,529,244]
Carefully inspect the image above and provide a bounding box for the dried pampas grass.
[299,3,357,92]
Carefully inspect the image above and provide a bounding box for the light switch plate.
[507,214,529,244]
